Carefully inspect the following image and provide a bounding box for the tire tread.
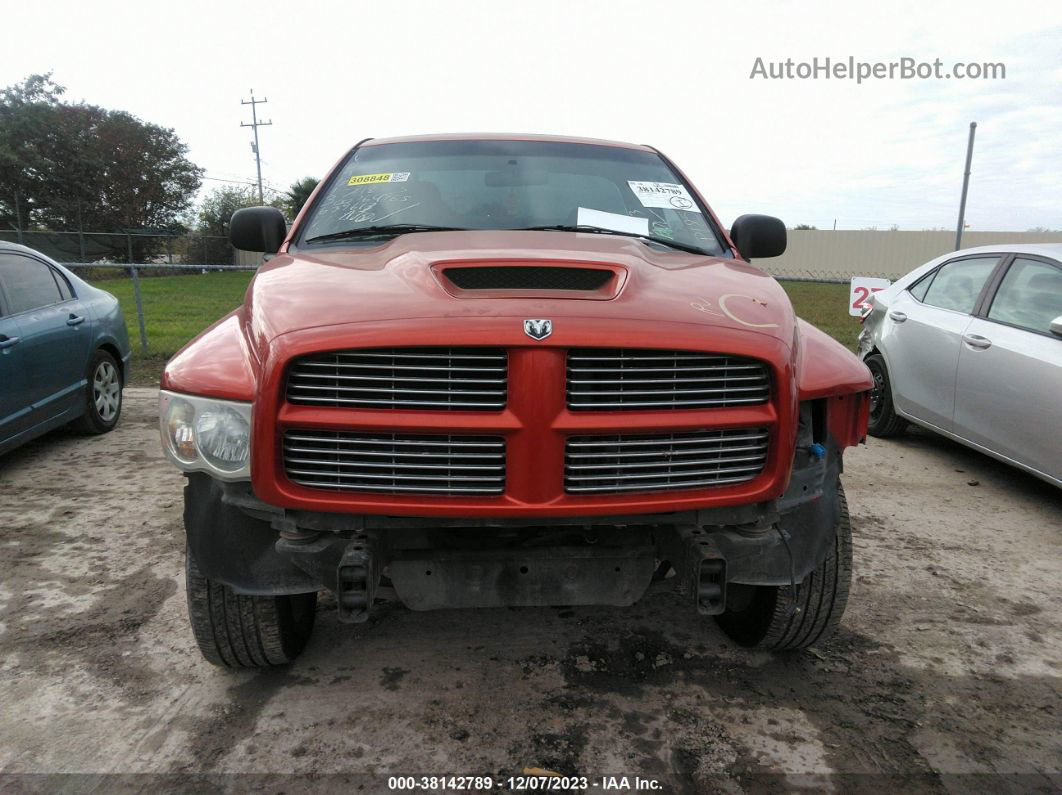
[866,354,907,438]
[714,483,853,652]
[185,549,316,668]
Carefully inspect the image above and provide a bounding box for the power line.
[202,175,285,191]
[240,90,272,203]
[202,175,259,187]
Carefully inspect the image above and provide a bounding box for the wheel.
[185,547,317,668]
[714,484,852,651]
[71,349,123,434]
[865,354,907,438]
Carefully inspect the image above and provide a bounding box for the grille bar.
[565,428,769,495]
[297,363,505,372]
[572,386,768,397]
[568,432,768,448]
[566,474,760,494]
[284,431,506,496]
[567,349,770,411]
[568,375,766,384]
[566,454,766,471]
[285,446,499,459]
[568,365,763,374]
[285,434,502,449]
[287,348,507,410]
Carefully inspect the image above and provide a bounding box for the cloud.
[1,0,1060,230]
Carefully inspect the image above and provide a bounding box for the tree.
[793,224,817,230]
[0,73,202,260]
[0,74,66,232]
[197,185,267,236]
[285,177,319,221]
[194,184,284,264]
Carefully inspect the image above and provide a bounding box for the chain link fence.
[0,228,243,268]
[13,225,1057,361]
[0,226,867,359]
[1,229,260,357]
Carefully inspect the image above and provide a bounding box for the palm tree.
[285,177,319,221]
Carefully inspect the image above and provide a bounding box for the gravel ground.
[0,388,1059,793]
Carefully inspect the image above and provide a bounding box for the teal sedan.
[0,242,131,455]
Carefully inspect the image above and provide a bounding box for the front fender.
[162,311,258,400]
[795,319,872,400]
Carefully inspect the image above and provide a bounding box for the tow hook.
[670,525,727,615]
[337,534,380,624]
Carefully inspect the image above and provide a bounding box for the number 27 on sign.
[849,277,891,317]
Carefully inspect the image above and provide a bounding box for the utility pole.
[240,90,272,203]
[954,122,977,251]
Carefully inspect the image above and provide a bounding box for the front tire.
[186,548,317,668]
[865,354,907,438]
[71,349,122,434]
[714,484,852,651]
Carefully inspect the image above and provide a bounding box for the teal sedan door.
[0,310,31,440]
[0,251,92,429]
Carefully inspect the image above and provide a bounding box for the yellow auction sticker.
[347,172,411,186]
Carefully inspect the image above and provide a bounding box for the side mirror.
[229,207,287,252]
[730,214,787,259]
[1051,315,1062,338]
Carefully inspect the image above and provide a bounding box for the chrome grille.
[286,348,507,410]
[567,349,770,410]
[565,428,769,494]
[283,431,505,495]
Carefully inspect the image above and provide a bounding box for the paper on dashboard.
[576,207,649,236]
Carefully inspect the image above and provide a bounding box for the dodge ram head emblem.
[523,319,552,340]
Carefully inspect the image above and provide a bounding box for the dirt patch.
[0,390,1059,790]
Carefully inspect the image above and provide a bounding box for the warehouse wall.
[765,230,1062,279]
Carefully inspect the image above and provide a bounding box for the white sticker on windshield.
[577,207,649,236]
[628,181,701,213]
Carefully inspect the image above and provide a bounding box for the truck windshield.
[297,140,728,255]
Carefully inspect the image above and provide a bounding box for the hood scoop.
[435,260,626,300]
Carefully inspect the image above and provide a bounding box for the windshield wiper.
[306,222,711,256]
[516,224,709,256]
[305,224,466,244]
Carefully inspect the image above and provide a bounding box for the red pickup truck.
[160,134,872,668]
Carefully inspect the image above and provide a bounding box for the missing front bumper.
[185,446,839,618]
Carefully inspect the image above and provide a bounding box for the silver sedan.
[858,243,1062,487]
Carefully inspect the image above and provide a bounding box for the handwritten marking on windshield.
[336,188,419,224]
[356,202,421,224]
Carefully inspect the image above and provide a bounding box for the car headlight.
[159,390,252,480]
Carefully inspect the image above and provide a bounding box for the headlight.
[159,390,252,480]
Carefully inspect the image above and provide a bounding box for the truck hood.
[244,230,795,347]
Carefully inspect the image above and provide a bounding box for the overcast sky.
[4,0,1061,231]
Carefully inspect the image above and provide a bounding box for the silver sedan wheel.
[93,360,121,422]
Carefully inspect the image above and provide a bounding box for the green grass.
[91,270,254,385]
[92,272,858,385]
[778,280,861,351]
